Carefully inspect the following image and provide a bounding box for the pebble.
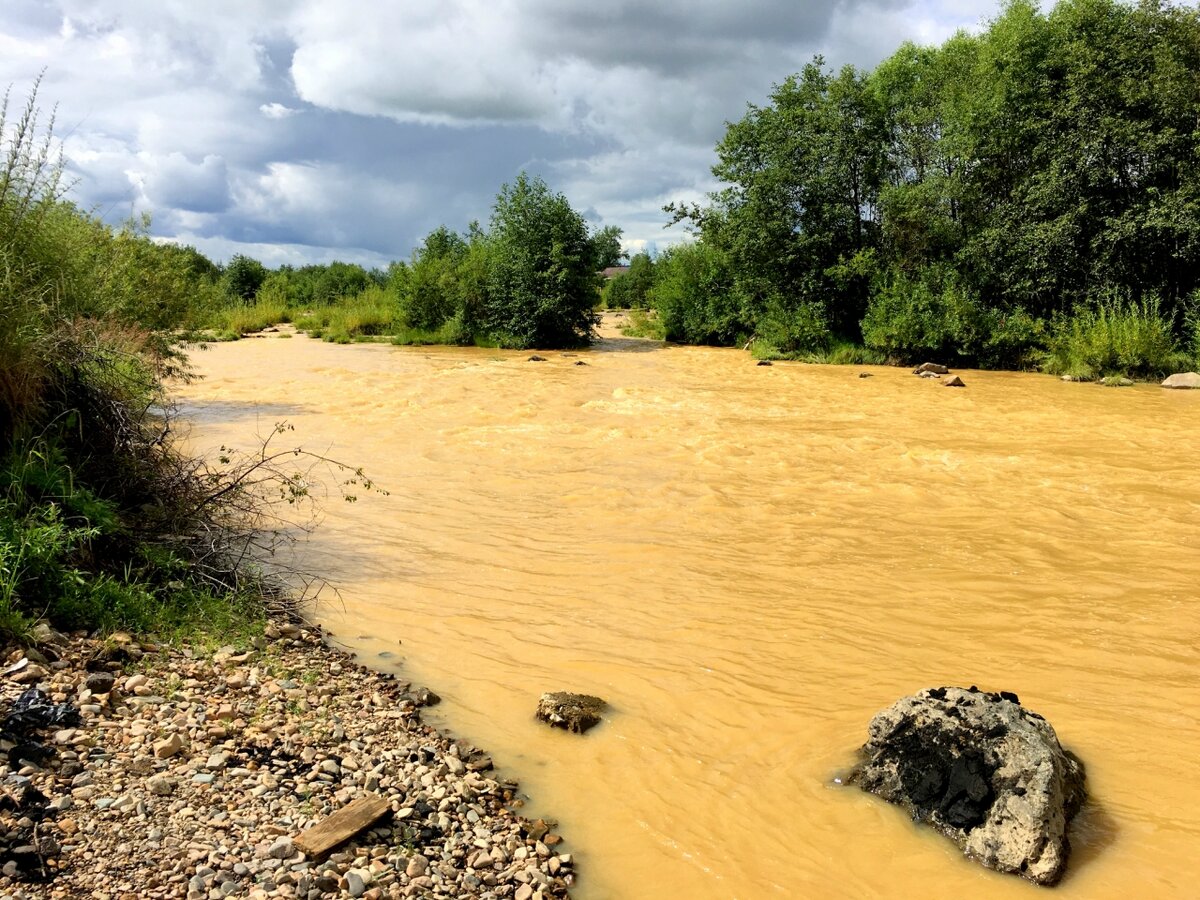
[0,623,575,899]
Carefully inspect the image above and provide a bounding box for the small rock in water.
[1101,376,1134,387]
[527,355,547,362]
[756,360,773,366]
[536,692,607,734]
[943,375,965,387]
[858,372,873,378]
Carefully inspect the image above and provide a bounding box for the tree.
[602,252,655,308]
[220,254,267,304]
[591,225,626,269]
[485,173,599,347]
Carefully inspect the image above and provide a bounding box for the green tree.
[220,254,267,303]
[591,225,627,270]
[603,252,655,308]
[485,173,599,347]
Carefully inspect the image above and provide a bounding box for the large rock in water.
[1161,372,1200,389]
[852,687,1086,886]
[536,692,607,734]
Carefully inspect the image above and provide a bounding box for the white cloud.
[0,0,1034,263]
[260,102,299,119]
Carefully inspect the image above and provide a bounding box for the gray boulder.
[851,686,1086,885]
[914,362,950,375]
[536,692,607,734]
[1161,372,1200,389]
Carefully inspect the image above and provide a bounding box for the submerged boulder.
[536,692,607,734]
[851,687,1086,886]
[1161,372,1200,389]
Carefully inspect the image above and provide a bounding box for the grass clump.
[620,309,666,340]
[1042,295,1188,380]
[211,298,290,338]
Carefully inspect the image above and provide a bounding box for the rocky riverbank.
[0,622,574,899]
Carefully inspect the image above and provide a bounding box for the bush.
[484,173,600,348]
[602,252,655,309]
[754,298,834,357]
[861,268,986,363]
[649,241,748,345]
[1042,293,1187,379]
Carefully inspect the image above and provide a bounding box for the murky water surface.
[177,319,1200,899]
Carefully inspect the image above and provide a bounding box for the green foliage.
[620,309,666,340]
[294,286,399,343]
[861,267,987,363]
[220,254,268,303]
[484,173,600,348]
[648,241,747,345]
[1042,294,1187,379]
[602,252,655,309]
[755,298,835,358]
[209,298,290,338]
[664,0,1200,373]
[591,225,627,270]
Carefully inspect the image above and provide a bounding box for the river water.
[176,320,1200,899]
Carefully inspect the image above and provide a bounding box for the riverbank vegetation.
[0,83,363,644]
[201,175,623,350]
[640,0,1200,378]
[198,0,1197,380]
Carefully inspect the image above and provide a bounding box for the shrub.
[484,173,600,348]
[755,298,834,357]
[861,268,986,363]
[1042,293,1186,379]
[649,241,748,345]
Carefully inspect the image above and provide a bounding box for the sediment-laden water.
[177,320,1200,899]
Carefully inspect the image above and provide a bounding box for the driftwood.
[294,795,392,858]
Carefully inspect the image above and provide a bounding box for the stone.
[851,686,1086,885]
[345,871,366,897]
[913,362,949,375]
[527,355,546,362]
[146,775,176,796]
[1100,376,1133,387]
[405,854,429,877]
[858,372,873,378]
[756,360,773,366]
[153,733,185,759]
[85,672,116,694]
[268,837,295,860]
[1161,371,1200,389]
[943,375,965,387]
[536,692,607,734]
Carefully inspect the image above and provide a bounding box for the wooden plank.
[295,795,392,858]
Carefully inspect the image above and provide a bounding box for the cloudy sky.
[2,0,1001,268]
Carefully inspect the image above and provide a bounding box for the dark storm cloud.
[0,0,1002,263]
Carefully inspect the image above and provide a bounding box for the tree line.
[638,0,1200,377]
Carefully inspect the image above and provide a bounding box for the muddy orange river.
[176,320,1200,899]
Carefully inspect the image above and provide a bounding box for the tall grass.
[620,309,666,340]
[294,286,400,343]
[1042,294,1188,379]
[0,81,321,643]
[208,298,290,339]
